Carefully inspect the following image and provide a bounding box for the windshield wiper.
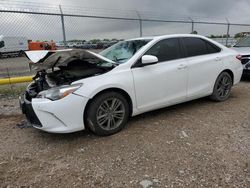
[112,57,128,63]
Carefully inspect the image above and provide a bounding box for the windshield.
[100,39,152,63]
[234,36,250,47]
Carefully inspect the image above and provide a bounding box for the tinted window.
[182,38,207,57]
[182,37,220,57]
[206,42,221,53]
[145,38,181,62]
[0,41,4,48]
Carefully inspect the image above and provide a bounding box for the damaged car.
[20,34,243,136]
[231,35,250,77]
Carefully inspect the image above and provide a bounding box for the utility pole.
[189,17,194,33]
[59,5,67,47]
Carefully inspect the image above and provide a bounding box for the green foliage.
[0,83,28,98]
[89,39,101,44]
[191,31,198,34]
[67,39,84,42]
[234,33,243,38]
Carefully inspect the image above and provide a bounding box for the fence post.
[136,11,142,37]
[226,18,230,46]
[189,17,194,33]
[59,5,67,47]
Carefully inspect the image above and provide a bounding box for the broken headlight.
[37,83,82,101]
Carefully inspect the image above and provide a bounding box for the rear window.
[182,37,221,57]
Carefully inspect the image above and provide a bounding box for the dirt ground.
[0,81,249,188]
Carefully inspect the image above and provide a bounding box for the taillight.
[236,54,242,61]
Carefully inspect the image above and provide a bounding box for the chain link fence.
[0,2,250,82]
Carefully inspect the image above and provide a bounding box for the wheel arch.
[222,69,234,84]
[213,69,234,89]
[84,87,134,123]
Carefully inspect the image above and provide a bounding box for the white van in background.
[0,35,28,57]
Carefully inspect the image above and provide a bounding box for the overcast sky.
[1,0,250,41]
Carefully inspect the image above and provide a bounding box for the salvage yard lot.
[0,81,249,187]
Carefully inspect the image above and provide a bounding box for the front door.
[132,38,188,112]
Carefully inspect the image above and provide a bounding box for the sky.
[0,0,250,41]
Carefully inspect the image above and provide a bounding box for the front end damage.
[20,49,116,133]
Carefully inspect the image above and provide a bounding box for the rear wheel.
[210,72,233,102]
[85,92,130,136]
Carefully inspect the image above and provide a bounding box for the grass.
[0,83,28,98]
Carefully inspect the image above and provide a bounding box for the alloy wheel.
[216,74,232,98]
[96,98,125,130]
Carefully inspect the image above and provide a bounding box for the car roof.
[126,34,206,41]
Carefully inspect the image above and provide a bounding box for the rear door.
[181,37,223,98]
[132,38,188,111]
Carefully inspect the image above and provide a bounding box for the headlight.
[37,83,82,101]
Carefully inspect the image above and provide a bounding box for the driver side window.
[145,38,181,62]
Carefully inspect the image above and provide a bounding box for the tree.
[89,39,101,44]
[222,34,230,38]
[234,33,242,38]
[191,31,198,34]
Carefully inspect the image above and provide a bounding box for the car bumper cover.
[20,92,89,133]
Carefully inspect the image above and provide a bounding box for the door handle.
[177,64,187,70]
[215,57,222,61]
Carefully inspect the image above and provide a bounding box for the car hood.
[231,47,250,56]
[25,49,116,70]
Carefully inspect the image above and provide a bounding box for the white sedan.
[20,34,243,136]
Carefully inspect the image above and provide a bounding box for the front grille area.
[20,93,42,127]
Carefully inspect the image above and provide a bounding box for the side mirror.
[141,55,158,65]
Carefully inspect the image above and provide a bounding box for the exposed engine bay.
[25,49,116,100]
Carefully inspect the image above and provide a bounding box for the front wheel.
[210,72,233,102]
[85,92,130,136]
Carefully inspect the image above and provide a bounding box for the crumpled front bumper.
[19,92,89,133]
[19,93,42,127]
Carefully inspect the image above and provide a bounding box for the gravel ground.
[0,81,249,187]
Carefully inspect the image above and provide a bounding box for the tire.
[210,72,233,102]
[18,50,24,57]
[85,91,130,136]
